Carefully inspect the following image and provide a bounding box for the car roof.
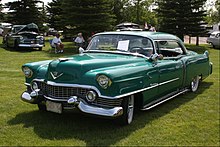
[211,31,220,35]
[96,31,182,42]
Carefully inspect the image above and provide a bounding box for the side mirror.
[79,47,85,55]
[149,53,163,61]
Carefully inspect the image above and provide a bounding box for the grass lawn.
[0,37,219,146]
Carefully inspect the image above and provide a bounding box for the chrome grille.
[94,98,123,107]
[35,81,122,107]
[36,81,87,99]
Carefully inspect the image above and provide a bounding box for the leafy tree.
[46,0,63,30]
[5,0,46,30]
[61,0,115,39]
[156,0,207,43]
[207,0,220,24]
[112,0,157,27]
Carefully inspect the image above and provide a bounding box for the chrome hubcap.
[127,95,134,124]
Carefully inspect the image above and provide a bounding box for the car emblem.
[50,72,63,80]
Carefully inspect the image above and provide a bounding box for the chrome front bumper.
[21,90,123,117]
[19,44,44,48]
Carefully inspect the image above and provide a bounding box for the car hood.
[46,53,146,83]
[16,23,39,34]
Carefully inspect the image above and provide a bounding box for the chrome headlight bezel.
[22,67,33,78]
[97,75,112,89]
[31,82,38,90]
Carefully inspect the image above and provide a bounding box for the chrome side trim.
[28,78,179,99]
[141,89,189,111]
[158,78,179,86]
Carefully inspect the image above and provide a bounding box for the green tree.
[111,0,156,28]
[46,0,63,30]
[207,0,220,24]
[156,0,206,43]
[61,0,115,39]
[5,0,45,30]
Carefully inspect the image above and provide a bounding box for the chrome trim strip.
[29,77,179,99]
[141,89,189,111]
[25,83,31,86]
[158,78,179,86]
[44,96,67,102]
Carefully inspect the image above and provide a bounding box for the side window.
[156,40,184,57]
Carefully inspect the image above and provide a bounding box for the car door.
[155,40,184,97]
[142,65,160,106]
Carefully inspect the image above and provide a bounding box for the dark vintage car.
[3,23,44,50]
[21,31,212,125]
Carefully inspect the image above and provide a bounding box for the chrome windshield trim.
[30,78,179,99]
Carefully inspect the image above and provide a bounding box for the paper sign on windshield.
[117,40,129,51]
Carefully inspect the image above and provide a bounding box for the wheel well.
[134,93,143,110]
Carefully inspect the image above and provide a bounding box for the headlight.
[31,82,38,90]
[22,67,33,78]
[19,36,24,43]
[97,75,112,89]
[86,91,97,102]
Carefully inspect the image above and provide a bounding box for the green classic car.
[21,31,212,125]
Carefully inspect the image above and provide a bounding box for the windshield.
[87,34,154,57]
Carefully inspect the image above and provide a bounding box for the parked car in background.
[0,28,3,36]
[3,23,44,50]
[46,28,58,36]
[115,22,141,31]
[207,31,220,49]
[21,31,212,125]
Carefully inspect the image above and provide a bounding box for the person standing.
[52,33,64,53]
[74,33,85,47]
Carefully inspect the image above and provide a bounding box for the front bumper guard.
[21,90,123,117]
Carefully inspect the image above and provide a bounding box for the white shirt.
[52,37,62,47]
[74,36,85,43]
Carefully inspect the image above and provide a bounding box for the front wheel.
[191,76,200,92]
[119,95,134,125]
[14,40,19,50]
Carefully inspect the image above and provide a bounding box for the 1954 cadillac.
[21,31,212,125]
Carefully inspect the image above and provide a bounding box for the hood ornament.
[50,72,63,80]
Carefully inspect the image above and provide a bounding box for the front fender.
[22,60,52,83]
[84,63,151,97]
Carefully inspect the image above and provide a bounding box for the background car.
[3,23,44,50]
[207,31,220,49]
[0,28,3,36]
